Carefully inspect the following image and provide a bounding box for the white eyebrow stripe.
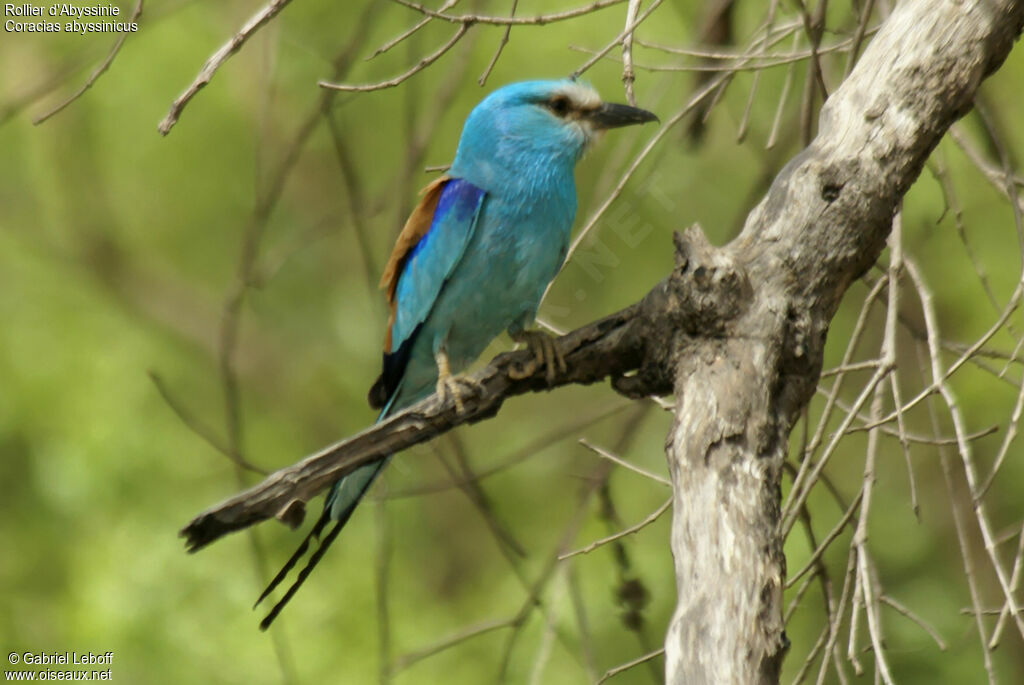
[556,83,601,109]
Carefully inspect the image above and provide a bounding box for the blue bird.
[256,80,657,627]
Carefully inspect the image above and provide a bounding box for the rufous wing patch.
[380,175,449,352]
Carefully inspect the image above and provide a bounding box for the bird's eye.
[546,96,571,117]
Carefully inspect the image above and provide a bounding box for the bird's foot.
[508,329,567,384]
[434,350,482,414]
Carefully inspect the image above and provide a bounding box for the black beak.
[586,102,659,129]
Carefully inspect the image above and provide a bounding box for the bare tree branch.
[320,24,470,93]
[478,0,518,86]
[158,0,294,136]
[390,0,626,26]
[181,298,663,550]
[33,0,144,125]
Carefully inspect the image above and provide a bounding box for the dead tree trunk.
[662,1,1024,682]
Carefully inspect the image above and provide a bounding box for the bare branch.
[559,496,671,559]
[391,618,515,672]
[478,0,518,86]
[908,258,1024,641]
[571,0,665,80]
[577,438,670,486]
[990,521,1024,647]
[390,0,626,26]
[158,0,294,136]
[879,595,947,651]
[33,0,144,125]
[367,0,458,61]
[320,24,470,93]
[383,403,628,499]
[149,371,266,475]
[181,297,663,549]
[582,30,877,74]
[596,648,665,684]
[620,0,642,104]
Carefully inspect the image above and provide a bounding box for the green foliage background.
[2,1,1022,683]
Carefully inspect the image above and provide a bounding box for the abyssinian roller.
[257,80,657,628]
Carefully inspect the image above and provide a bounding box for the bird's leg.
[434,349,483,414]
[508,329,567,384]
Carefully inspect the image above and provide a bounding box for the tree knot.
[669,225,751,335]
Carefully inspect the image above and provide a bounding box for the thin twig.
[0,59,82,128]
[919,344,999,683]
[824,392,998,445]
[767,32,800,148]
[34,0,144,125]
[620,0,642,105]
[527,567,565,685]
[391,618,516,672]
[793,0,829,145]
[367,0,459,60]
[990,521,1024,647]
[850,221,900,685]
[738,0,779,142]
[428,439,585,665]
[441,434,526,557]
[390,0,626,25]
[814,550,856,685]
[478,0,517,86]
[596,648,665,684]
[321,24,469,92]
[158,0,294,135]
[844,0,877,76]
[567,565,598,681]
[634,19,801,56]
[384,403,628,499]
[786,488,863,589]
[909,260,1024,644]
[149,371,266,474]
[559,496,671,559]
[571,0,665,80]
[575,30,875,74]
[879,595,947,650]
[497,462,611,680]
[886,213,918,517]
[578,439,670,486]
[563,17,805,268]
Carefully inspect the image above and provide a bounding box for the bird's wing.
[369,176,487,409]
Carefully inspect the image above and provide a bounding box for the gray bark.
[663,1,1023,682]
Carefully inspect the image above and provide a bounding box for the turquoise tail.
[256,399,400,629]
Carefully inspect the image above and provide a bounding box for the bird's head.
[450,80,658,188]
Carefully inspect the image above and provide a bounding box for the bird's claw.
[508,330,567,384]
[436,373,483,414]
[434,349,481,414]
